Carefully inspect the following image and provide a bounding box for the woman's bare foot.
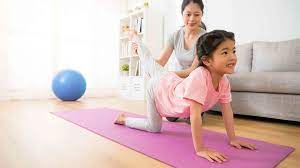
[114,113,126,125]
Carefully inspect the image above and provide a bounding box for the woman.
[133,0,206,122]
[160,0,206,78]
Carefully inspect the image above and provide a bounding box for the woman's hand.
[230,139,256,150]
[196,148,227,163]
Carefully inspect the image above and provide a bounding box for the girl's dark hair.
[196,30,235,67]
[181,0,206,30]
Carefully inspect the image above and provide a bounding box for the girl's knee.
[148,121,162,133]
[148,125,161,133]
[147,121,162,133]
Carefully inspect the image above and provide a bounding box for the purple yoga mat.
[52,107,294,168]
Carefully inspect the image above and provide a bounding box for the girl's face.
[206,39,237,75]
[182,2,203,31]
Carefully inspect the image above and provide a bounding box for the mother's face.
[182,2,203,31]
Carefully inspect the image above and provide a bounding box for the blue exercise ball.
[52,69,86,101]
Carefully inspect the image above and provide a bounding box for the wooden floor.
[0,97,299,168]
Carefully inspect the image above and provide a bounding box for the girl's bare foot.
[128,29,138,41]
[114,113,126,125]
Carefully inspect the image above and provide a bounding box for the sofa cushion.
[252,39,300,72]
[235,43,252,72]
[228,72,300,94]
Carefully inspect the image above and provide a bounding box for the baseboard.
[0,88,118,101]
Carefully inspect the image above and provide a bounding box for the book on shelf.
[135,60,140,76]
[133,17,144,33]
[137,17,143,33]
[121,41,130,58]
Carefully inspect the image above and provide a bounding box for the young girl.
[114,30,256,163]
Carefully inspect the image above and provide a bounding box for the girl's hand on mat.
[230,140,256,150]
[196,148,227,163]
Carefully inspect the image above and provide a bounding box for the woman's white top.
[167,27,206,70]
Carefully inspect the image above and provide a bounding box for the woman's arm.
[130,29,173,67]
[133,35,198,78]
[155,45,173,67]
[175,55,199,78]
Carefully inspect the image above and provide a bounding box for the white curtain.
[0,0,120,100]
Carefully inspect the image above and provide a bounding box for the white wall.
[160,0,183,44]
[54,0,120,89]
[161,0,300,44]
[206,0,300,44]
[232,0,300,44]
[0,0,121,100]
[206,0,234,31]
[0,0,9,90]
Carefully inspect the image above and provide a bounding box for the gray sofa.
[213,39,300,122]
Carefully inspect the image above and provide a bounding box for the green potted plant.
[120,64,129,76]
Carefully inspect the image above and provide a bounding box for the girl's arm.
[220,103,236,141]
[190,100,204,152]
[220,103,256,150]
[175,55,199,78]
[190,100,227,163]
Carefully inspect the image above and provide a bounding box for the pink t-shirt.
[154,67,232,118]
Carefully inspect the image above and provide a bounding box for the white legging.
[124,40,167,133]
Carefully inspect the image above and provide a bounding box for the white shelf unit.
[119,4,163,100]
